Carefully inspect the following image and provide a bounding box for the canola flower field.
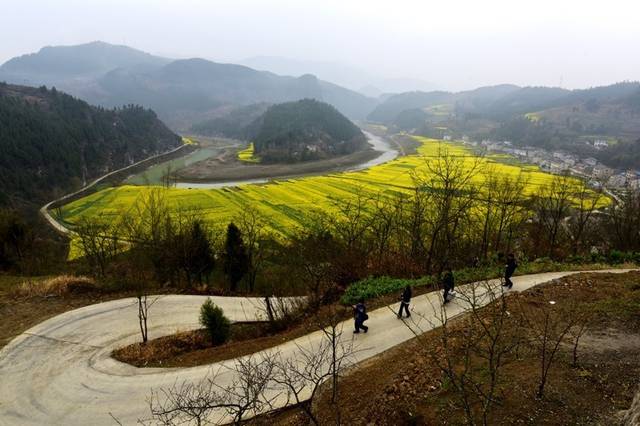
[58,137,593,237]
[237,143,259,163]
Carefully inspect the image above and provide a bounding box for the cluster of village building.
[459,138,640,191]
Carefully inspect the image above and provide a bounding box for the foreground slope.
[0,270,633,425]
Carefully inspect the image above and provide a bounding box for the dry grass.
[14,275,97,297]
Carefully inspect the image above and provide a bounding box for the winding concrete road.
[0,270,634,425]
[41,143,192,235]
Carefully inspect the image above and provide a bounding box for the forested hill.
[0,83,181,209]
[249,99,367,163]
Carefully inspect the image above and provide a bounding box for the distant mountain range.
[369,82,640,169]
[239,56,436,96]
[368,82,640,127]
[0,42,377,130]
[2,41,638,170]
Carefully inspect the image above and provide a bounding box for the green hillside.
[249,99,367,162]
[0,83,180,209]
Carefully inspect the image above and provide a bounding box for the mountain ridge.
[0,42,378,129]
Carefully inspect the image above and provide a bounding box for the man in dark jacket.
[353,299,369,333]
[397,285,412,318]
[503,253,518,289]
[443,266,455,304]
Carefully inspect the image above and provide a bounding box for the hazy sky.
[2,0,639,91]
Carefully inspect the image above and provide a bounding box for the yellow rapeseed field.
[59,137,599,238]
[237,143,259,163]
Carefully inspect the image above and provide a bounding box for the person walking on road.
[397,285,412,318]
[503,253,518,289]
[443,266,455,304]
[353,299,369,333]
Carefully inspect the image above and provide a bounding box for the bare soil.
[176,146,379,182]
[111,324,307,368]
[309,271,640,425]
[246,271,640,425]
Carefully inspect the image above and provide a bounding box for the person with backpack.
[443,266,455,304]
[353,299,369,333]
[503,253,518,289]
[397,285,412,318]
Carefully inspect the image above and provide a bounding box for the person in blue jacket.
[353,299,369,333]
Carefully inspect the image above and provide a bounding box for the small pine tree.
[199,298,231,346]
[223,223,249,292]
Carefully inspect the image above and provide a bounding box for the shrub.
[607,250,626,264]
[340,276,435,305]
[199,298,231,346]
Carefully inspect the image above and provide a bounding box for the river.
[174,131,398,189]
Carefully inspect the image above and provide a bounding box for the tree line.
[4,146,628,303]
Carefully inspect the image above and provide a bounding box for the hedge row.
[340,256,640,305]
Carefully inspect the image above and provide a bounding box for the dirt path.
[0,269,635,425]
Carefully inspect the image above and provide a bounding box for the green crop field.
[58,137,599,239]
[126,137,220,185]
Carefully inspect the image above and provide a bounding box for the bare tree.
[412,144,483,272]
[288,217,339,309]
[235,207,271,292]
[399,186,432,268]
[274,316,353,425]
[532,174,574,258]
[404,280,523,425]
[161,163,177,188]
[328,189,374,252]
[74,216,121,277]
[520,299,581,398]
[122,188,178,284]
[146,353,279,425]
[477,171,529,260]
[369,192,402,271]
[272,309,354,425]
[606,187,640,252]
[567,182,604,255]
[136,294,159,344]
[569,317,590,368]
[255,294,307,332]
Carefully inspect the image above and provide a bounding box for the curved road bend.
[40,144,192,235]
[0,269,635,425]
